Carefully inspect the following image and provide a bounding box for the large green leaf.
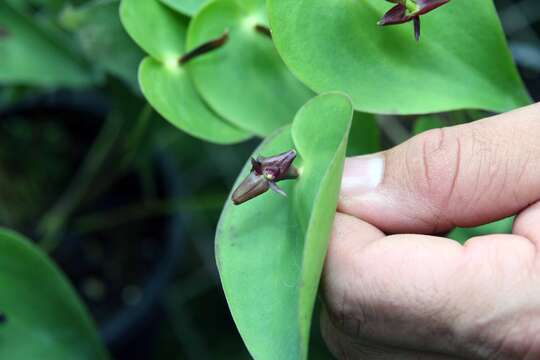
[216,93,353,359]
[60,0,144,90]
[0,228,107,360]
[268,0,530,114]
[139,57,251,144]
[120,0,185,62]
[120,0,250,144]
[159,0,206,16]
[0,3,95,87]
[186,0,313,136]
[347,112,380,156]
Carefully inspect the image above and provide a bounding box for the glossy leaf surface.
[159,0,206,16]
[0,229,107,360]
[186,0,313,136]
[216,93,353,359]
[268,0,530,114]
[139,57,250,143]
[120,0,250,144]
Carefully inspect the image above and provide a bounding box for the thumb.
[340,103,540,234]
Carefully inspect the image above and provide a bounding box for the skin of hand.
[321,103,540,360]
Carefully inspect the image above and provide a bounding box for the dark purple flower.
[232,150,298,205]
[378,0,450,41]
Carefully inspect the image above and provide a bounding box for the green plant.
[119,1,529,358]
[0,228,106,359]
[0,0,531,358]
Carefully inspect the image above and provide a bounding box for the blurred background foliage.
[0,0,539,359]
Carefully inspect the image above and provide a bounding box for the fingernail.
[341,154,385,196]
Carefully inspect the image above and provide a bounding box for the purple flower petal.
[255,150,297,181]
[413,16,421,41]
[378,4,410,26]
[378,0,450,40]
[416,0,450,15]
[269,181,288,197]
[232,172,270,205]
[232,149,298,205]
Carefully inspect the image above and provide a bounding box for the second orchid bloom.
[378,0,450,41]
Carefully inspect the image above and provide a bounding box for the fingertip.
[513,200,540,247]
[329,213,385,265]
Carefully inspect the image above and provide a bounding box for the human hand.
[321,104,540,359]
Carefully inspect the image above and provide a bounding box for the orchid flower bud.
[232,150,298,205]
[231,172,270,205]
[378,0,450,41]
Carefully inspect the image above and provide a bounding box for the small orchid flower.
[378,0,450,41]
[232,150,298,205]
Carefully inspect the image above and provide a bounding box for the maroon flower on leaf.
[232,150,298,205]
[378,0,450,41]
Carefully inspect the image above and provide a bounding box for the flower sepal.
[378,0,450,41]
[232,150,298,205]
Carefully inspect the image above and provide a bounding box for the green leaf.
[0,228,107,360]
[6,0,64,14]
[139,57,251,144]
[414,111,493,135]
[347,112,381,156]
[120,0,185,62]
[159,0,206,16]
[268,0,531,114]
[413,115,446,135]
[60,0,144,90]
[121,0,251,144]
[186,0,313,136]
[449,217,514,245]
[0,3,95,87]
[216,93,353,359]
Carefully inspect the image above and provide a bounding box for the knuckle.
[406,127,463,212]
[324,275,369,338]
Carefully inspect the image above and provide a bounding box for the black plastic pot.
[0,92,186,357]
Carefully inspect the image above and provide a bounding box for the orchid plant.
[118,0,529,358]
[0,0,530,359]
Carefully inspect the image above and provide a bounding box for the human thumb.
[339,103,540,234]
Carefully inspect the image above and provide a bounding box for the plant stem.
[119,104,153,169]
[72,193,226,236]
[83,105,153,203]
[37,109,126,251]
[376,115,411,145]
